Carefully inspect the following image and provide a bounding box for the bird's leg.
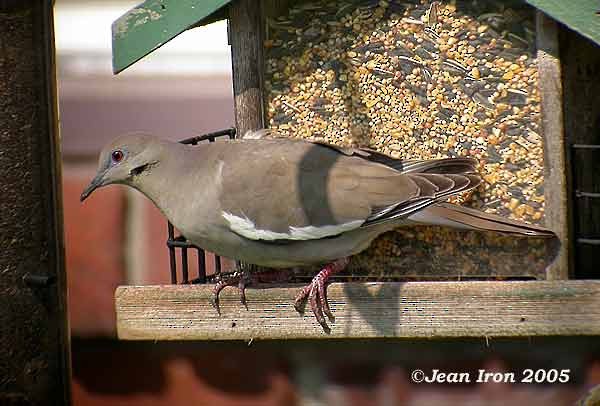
[210,267,250,314]
[210,265,291,314]
[294,257,350,331]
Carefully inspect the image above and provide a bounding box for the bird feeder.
[112,0,600,340]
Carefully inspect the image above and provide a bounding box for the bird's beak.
[80,172,105,202]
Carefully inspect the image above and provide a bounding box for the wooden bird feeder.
[112,0,600,340]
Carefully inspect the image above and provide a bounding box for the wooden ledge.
[115,281,600,340]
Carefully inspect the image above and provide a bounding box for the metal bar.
[215,255,222,275]
[179,128,236,145]
[181,248,189,284]
[167,222,177,284]
[571,144,600,149]
[576,191,600,198]
[23,273,57,287]
[167,240,197,248]
[577,238,600,245]
[197,248,206,283]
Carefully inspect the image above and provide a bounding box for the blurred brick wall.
[67,339,600,406]
[63,169,127,336]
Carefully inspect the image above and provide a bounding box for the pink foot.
[294,258,350,332]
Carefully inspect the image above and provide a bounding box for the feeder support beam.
[229,0,265,137]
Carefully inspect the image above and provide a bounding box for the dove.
[81,133,555,330]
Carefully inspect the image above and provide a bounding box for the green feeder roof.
[111,0,232,74]
[526,0,600,45]
[112,0,600,75]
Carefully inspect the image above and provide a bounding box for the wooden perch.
[116,281,600,340]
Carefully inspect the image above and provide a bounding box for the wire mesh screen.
[571,143,600,278]
[167,128,236,284]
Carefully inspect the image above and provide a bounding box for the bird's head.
[81,133,163,202]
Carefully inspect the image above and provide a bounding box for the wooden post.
[229,0,265,137]
[0,1,71,404]
[536,12,570,280]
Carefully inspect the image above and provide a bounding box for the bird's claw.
[294,258,349,332]
[294,273,334,332]
[294,258,349,334]
[210,265,293,314]
[238,279,248,309]
[210,280,226,315]
[210,269,250,315]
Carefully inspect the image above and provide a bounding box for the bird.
[81,132,556,331]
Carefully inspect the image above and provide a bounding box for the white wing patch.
[222,211,363,241]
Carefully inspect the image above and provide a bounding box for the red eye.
[111,150,124,163]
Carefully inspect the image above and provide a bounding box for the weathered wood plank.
[116,281,600,341]
[537,12,570,279]
[229,0,265,137]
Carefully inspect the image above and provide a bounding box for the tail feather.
[410,202,556,237]
[365,173,481,225]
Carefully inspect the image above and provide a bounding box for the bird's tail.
[409,202,556,237]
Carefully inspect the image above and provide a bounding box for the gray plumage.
[81,133,555,329]
[82,133,553,268]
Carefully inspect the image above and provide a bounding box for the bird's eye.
[111,150,124,163]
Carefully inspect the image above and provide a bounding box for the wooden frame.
[115,1,587,341]
[536,12,570,279]
[116,281,600,340]
[229,0,265,136]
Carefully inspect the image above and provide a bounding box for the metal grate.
[166,128,236,284]
[571,144,600,248]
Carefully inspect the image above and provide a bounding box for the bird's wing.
[216,139,479,241]
[241,129,477,173]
